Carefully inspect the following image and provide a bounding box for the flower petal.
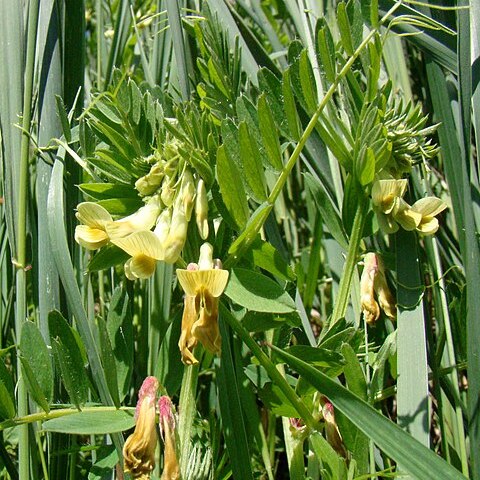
[392,198,422,231]
[112,231,164,260]
[76,202,112,228]
[371,179,408,213]
[74,225,109,250]
[106,203,160,239]
[416,216,439,235]
[411,196,447,217]
[176,269,229,298]
[128,255,157,279]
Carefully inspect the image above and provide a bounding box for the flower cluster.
[123,377,179,480]
[372,177,447,235]
[177,243,229,365]
[75,139,210,280]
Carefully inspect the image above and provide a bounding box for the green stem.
[330,196,368,325]
[224,1,401,268]
[220,303,317,429]
[178,356,199,477]
[15,1,40,478]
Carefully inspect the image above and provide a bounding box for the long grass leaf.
[426,59,480,479]
[216,323,254,480]
[395,229,429,450]
[272,345,467,480]
[166,0,190,100]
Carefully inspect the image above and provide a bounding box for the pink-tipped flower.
[158,396,180,480]
[123,377,159,479]
[322,401,348,459]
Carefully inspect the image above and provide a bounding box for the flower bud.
[322,401,347,458]
[161,175,176,207]
[163,207,188,264]
[135,162,165,196]
[180,169,195,221]
[158,396,180,480]
[195,179,209,240]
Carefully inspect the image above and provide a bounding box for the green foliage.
[0,0,475,479]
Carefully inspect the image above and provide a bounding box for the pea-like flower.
[177,243,229,365]
[360,252,396,324]
[158,396,180,480]
[371,178,408,234]
[123,376,159,479]
[75,201,160,250]
[411,197,447,235]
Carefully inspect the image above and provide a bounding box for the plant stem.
[15,1,40,478]
[330,195,368,325]
[220,303,318,429]
[225,1,401,268]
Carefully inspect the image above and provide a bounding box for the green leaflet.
[19,322,53,413]
[224,268,296,313]
[42,409,135,435]
[216,145,249,229]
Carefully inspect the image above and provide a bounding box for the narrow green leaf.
[299,50,317,113]
[217,322,254,480]
[272,346,466,480]
[238,121,267,202]
[282,68,301,141]
[0,361,15,419]
[97,317,120,408]
[19,322,53,413]
[304,173,348,249]
[285,346,344,369]
[87,244,130,272]
[309,431,344,480]
[106,286,133,402]
[224,268,296,313]
[258,94,283,171]
[54,95,71,143]
[316,22,336,84]
[42,409,135,435]
[216,145,249,229]
[356,146,375,186]
[49,311,90,409]
[88,445,118,480]
[337,2,354,56]
[78,183,139,201]
[249,239,296,282]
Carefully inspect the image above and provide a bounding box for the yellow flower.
[371,179,408,214]
[75,201,160,250]
[411,196,447,235]
[360,253,396,324]
[112,231,164,280]
[392,197,422,231]
[371,178,409,234]
[158,396,180,480]
[74,202,112,249]
[177,243,229,365]
[123,376,159,479]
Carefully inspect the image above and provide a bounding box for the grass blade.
[272,345,466,480]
